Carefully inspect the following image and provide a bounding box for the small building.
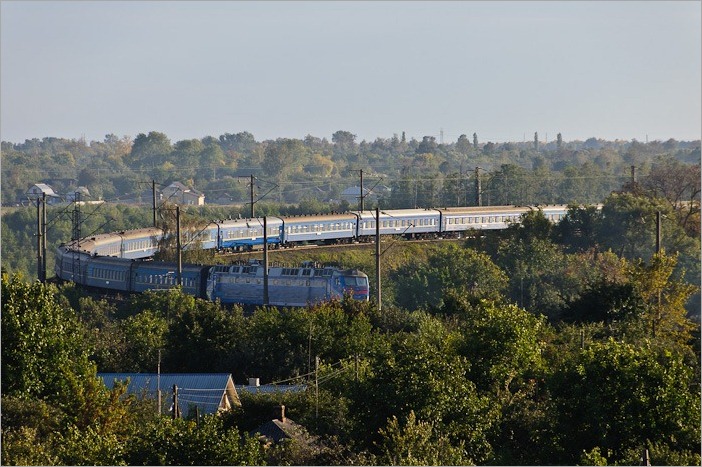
[65,186,91,202]
[251,405,315,445]
[162,182,205,206]
[24,183,62,205]
[340,185,376,207]
[98,373,240,417]
[211,193,238,205]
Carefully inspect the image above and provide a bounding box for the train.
[54,249,370,307]
[53,204,572,306]
[60,205,572,261]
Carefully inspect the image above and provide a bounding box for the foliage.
[391,243,508,310]
[444,294,548,394]
[545,339,701,465]
[124,416,264,466]
[348,315,496,463]
[1,273,94,405]
[376,411,468,466]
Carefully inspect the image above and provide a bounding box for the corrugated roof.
[98,373,240,415]
[27,183,58,196]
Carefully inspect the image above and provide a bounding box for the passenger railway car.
[209,217,283,250]
[69,227,164,259]
[354,209,441,239]
[280,213,357,244]
[58,204,575,261]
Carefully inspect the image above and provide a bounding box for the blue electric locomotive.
[206,261,369,307]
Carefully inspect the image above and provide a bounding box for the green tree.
[1,274,93,403]
[546,340,701,465]
[552,204,602,253]
[129,131,172,165]
[262,138,306,178]
[331,130,357,154]
[124,416,264,466]
[445,294,548,393]
[119,310,168,372]
[349,316,495,462]
[641,156,700,237]
[165,298,245,373]
[376,411,468,466]
[628,252,698,343]
[456,134,472,156]
[392,244,508,310]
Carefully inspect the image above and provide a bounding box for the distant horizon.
[2,2,700,145]
[2,130,700,146]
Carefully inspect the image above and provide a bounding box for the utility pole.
[640,448,651,466]
[172,384,180,419]
[315,356,320,421]
[157,349,162,416]
[656,211,661,254]
[152,180,157,227]
[631,165,637,184]
[375,207,381,311]
[475,167,482,206]
[359,169,364,211]
[42,193,47,282]
[176,206,182,286]
[263,216,269,305]
[250,174,255,218]
[72,191,82,282]
[36,196,43,282]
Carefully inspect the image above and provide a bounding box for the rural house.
[161,182,205,206]
[98,373,240,417]
[24,183,62,205]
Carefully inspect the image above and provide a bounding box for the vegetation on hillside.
[1,131,699,465]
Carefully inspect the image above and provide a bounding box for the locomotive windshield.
[344,276,368,286]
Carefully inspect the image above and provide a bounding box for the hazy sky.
[1,1,700,144]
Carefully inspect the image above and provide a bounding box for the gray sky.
[1,1,700,144]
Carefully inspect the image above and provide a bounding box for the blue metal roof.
[98,373,240,416]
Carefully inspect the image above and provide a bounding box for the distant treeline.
[2,131,699,209]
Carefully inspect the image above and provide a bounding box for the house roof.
[27,183,58,196]
[165,182,204,198]
[250,406,315,445]
[253,418,312,444]
[98,373,240,415]
[167,181,189,191]
[341,186,373,197]
[67,186,91,198]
